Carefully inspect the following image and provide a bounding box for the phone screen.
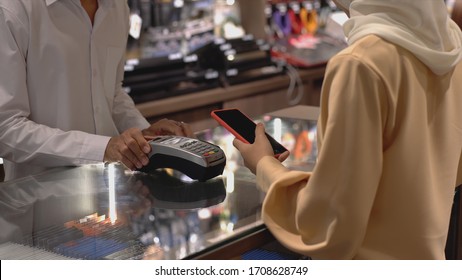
[211,109,288,155]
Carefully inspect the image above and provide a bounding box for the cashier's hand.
[233,123,290,174]
[104,127,151,170]
[142,118,194,139]
[104,119,194,170]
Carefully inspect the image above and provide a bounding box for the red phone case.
[211,108,289,157]
[210,108,253,144]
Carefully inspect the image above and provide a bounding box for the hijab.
[335,0,462,75]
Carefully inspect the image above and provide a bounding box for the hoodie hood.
[336,0,462,75]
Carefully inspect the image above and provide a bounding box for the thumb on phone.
[255,123,266,141]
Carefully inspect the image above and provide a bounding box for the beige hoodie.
[256,2,462,259]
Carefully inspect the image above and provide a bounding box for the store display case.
[123,0,344,106]
[127,1,345,129]
[0,106,319,260]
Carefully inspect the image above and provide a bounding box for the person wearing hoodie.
[233,0,462,259]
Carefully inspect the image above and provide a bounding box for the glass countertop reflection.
[0,112,318,260]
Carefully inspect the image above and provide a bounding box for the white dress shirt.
[0,0,150,180]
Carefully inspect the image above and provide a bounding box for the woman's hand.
[233,123,290,174]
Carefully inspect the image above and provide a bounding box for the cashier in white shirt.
[0,0,193,181]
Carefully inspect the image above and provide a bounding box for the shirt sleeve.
[0,7,109,167]
[111,60,150,132]
[256,54,388,259]
[111,2,150,132]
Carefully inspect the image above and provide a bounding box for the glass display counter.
[0,106,319,260]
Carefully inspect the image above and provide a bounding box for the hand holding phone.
[210,108,289,156]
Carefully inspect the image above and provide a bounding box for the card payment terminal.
[138,136,226,181]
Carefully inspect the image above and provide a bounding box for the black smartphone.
[211,108,288,156]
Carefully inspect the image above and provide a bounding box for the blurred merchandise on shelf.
[193,35,285,86]
[265,0,347,68]
[265,0,324,39]
[123,35,287,103]
[125,0,253,102]
[270,32,346,68]
[126,0,241,59]
[213,0,244,39]
[122,1,346,103]
[123,53,220,103]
